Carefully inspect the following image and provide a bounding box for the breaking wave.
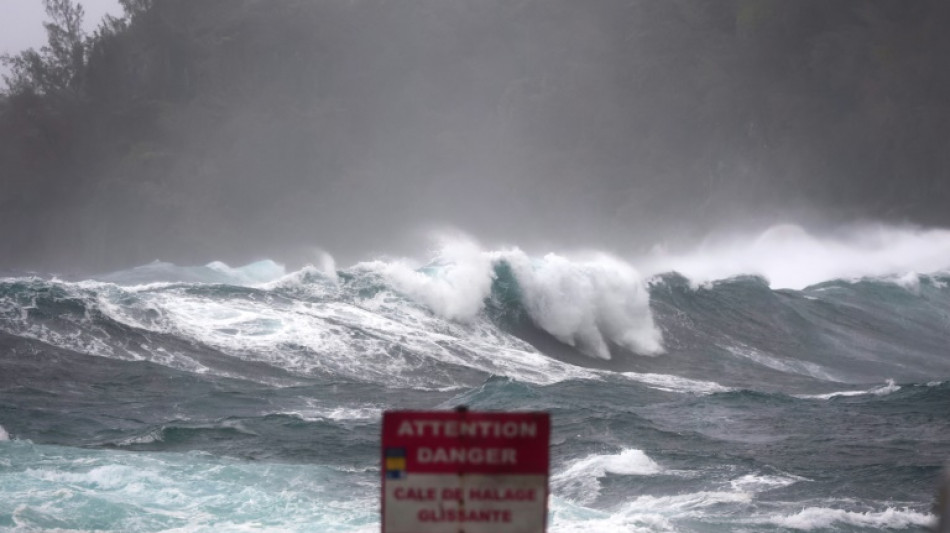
[2,230,950,389]
[552,449,663,504]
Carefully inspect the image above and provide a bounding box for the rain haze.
[1,1,949,274]
[2,3,950,531]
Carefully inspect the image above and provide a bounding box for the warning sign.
[382,410,550,533]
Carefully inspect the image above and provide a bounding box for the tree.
[1,0,87,97]
[119,0,152,20]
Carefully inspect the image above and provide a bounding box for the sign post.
[381,409,550,533]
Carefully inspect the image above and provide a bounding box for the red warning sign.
[382,410,550,533]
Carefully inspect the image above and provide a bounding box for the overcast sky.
[0,0,121,70]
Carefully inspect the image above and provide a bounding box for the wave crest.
[499,251,662,359]
[364,240,664,359]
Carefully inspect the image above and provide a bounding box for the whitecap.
[621,490,754,514]
[278,405,382,422]
[727,343,839,381]
[620,372,732,394]
[554,489,755,530]
[114,429,164,446]
[766,506,933,530]
[796,379,901,400]
[552,449,662,504]
[729,473,805,492]
[548,496,675,533]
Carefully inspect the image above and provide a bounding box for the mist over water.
[2,1,950,272]
[639,223,950,289]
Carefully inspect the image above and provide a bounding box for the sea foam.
[552,449,662,504]
[89,263,593,386]
[766,506,933,530]
[620,372,733,394]
[6,442,378,532]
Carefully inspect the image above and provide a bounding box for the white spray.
[641,223,950,289]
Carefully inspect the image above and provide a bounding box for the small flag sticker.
[385,447,406,479]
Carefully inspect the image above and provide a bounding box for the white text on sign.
[396,419,539,439]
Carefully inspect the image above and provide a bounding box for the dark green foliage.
[1,0,949,272]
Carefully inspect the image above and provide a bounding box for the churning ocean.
[1,226,949,532]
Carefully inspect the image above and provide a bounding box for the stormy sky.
[1,1,948,273]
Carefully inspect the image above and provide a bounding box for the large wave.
[2,224,949,389]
